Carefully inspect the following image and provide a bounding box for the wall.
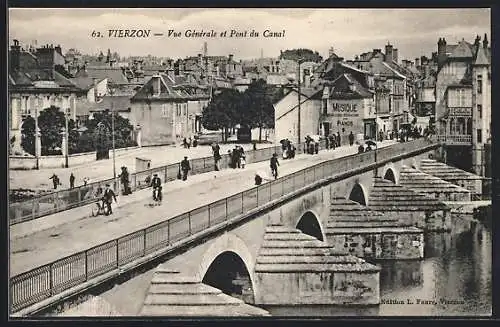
[274,90,320,144]
[131,99,206,146]
[323,98,367,143]
[255,271,380,305]
[327,232,424,260]
[9,146,140,170]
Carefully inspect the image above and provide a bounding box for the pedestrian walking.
[325,136,330,150]
[336,132,341,147]
[181,156,191,181]
[329,134,335,150]
[119,166,131,195]
[49,173,61,190]
[358,143,365,154]
[102,184,117,215]
[183,137,188,149]
[349,131,354,146]
[83,177,89,186]
[69,173,75,189]
[212,142,221,171]
[270,153,280,179]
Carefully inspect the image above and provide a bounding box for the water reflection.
[379,222,491,316]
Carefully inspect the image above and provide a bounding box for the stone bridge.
[35,141,483,317]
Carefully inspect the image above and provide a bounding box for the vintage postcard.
[8,7,491,318]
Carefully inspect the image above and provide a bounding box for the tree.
[201,89,243,142]
[241,80,276,142]
[21,116,35,155]
[21,106,79,156]
[279,48,323,63]
[85,110,136,149]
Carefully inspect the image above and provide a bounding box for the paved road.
[9,142,274,191]
[10,142,395,276]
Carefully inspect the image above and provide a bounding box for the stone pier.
[399,166,472,202]
[254,225,380,306]
[140,268,269,316]
[368,178,451,231]
[418,159,483,195]
[326,198,423,260]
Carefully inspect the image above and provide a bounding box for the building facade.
[434,35,491,175]
[130,74,210,146]
[274,53,375,144]
[9,40,85,155]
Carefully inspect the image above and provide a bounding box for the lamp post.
[297,59,305,146]
[34,97,41,170]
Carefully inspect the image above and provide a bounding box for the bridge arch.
[296,210,325,241]
[348,182,368,206]
[383,167,397,184]
[198,233,257,304]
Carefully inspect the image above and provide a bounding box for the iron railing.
[9,141,328,225]
[9,139,436,314]
[436,134,472,144]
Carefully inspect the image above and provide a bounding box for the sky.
[8,8,491,61]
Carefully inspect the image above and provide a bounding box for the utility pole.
[64,104,69,168]
[110,88,116,179]
[297,60,303,145]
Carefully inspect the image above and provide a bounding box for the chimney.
[198,53,203,66]
[415,58,420,67]
[384,42,393,62]
[483,34,489,49]
[437,37,447,68]
[151,75,161,95]
[392,48,398,63]
[10,39,21,71]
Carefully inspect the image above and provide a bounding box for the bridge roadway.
[10,141,395,277]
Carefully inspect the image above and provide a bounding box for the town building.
[434,35,491,176]
[274,52,375,144]
[8,40,86,155]
[129,74,211,146]
[346,43,410,138]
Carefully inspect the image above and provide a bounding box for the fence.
[9,139,436,314]
[9,140,327,225]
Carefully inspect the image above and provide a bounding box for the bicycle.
[91,198,111,217]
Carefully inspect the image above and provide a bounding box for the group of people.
[228,145,246,169]
[49,172,80,190]
[280,139,296,160]
[182,136,198,149]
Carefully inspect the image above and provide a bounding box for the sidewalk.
[9,143,274,191]
[10,141,395,276]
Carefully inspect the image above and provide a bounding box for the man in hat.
[180,156,191,181]
[119,166,131,195]
[102,184,117,215]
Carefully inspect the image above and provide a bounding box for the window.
[477,75,482,94]
[478,104,482,119]
[477,129,482,143]
[161,104,168,118]
[323,99,327,115]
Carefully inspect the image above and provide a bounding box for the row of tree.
[201,80,283,142]
[21,106,136,156]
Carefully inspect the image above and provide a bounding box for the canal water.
[263,210,492,317]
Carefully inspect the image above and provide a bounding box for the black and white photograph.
[7,7,492,318]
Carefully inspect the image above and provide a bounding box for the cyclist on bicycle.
[151,173,162,202]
